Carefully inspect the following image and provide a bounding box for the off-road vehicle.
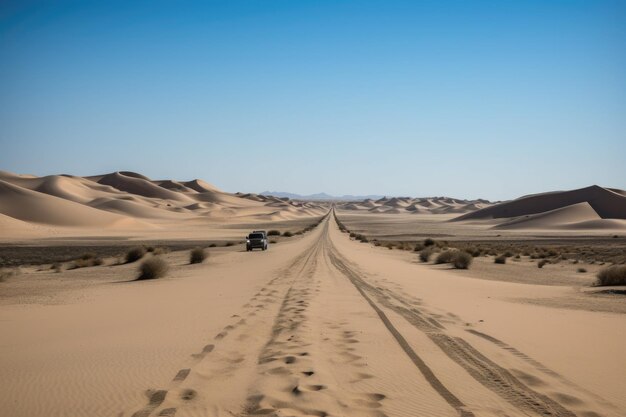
[246,231,268,251]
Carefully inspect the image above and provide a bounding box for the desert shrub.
[69,253,104,269]
[413,243,425,252]
[577,268,587,273]
[504,250,514,257]
[419,247,434,262]
[153,247,169,255]
[270,240,277,244]
[494,255,507,264]
[283,231,294,237]
[349,232,357,238]
[225,242,235,247]
[452,251,473,269]
[190,247,207,264]
[51,263,62,273]
[538,259,549,268]
[424,238,435,247]
[359,235,369,243]
[145,246,156,253]
[209,243,217,248]
[595,265,626,286]
[137,257,169,280]
[126,246,147,263]
[435,250,455,264]
[0,268,18,282]
[268,230,281,236]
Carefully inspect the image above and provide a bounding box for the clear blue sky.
[1,1,624,200]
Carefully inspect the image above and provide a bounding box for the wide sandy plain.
[1,209,625,417]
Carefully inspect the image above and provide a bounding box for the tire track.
[327,214,578,417]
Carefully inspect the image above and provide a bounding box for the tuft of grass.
[452,251,473,269]
[283,231,294,237]
[0,268,19,282]
[538,259,549,269]
[126,246,147,263]
[267,230,281,236]
[435,250,455,264]
[153,247,169,255]
[137,257,169,280]
[68,253,104,269]
[494,255,507,264]
[595,265,626,286]
[419,247,434,262]
[190,247,207,264]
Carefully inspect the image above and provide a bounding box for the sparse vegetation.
[596,265,626,286]
[137,256,169,280]
[435,250,455,264]
[225,242,235,247]
[452,251,473,269]
[494,255,507,264]
[189,247,207,264]
[283,231,294,237]
[419,247,434,262]
[126,246,147,263]
[538,259,549,268]
[68,253,104,269]
[577,268,587,273]
[424,238,435,247]
[0,268,19,282]
[52,262,62,273]
[267,230,281,236]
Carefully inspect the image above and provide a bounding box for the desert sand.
[1,176,625,417]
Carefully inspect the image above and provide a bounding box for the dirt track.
[123,213,621,417]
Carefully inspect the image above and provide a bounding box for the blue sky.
[1,0,624,200]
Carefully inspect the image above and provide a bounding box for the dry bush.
[69,253,104,269]
[267,230,281,236]
[137,257,169,280]
[225,242,235,247]
[270,239,277,244]
[419,247,434,262]
[435,250,455,264]
[153,247,169,255]
[51,262,62,273]
[209,243,218,248]
[452,251,473,269]
[596,265,626,286]
[283,231,294,237]
[0,268,19,282]
[494,255,507,264]
[577,268,587,273]
[190,247,207,264]
[538,259,549,269]
[126,247,147,263]
[423,238,436,247]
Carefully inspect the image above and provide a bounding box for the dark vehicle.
[246,232,268,251]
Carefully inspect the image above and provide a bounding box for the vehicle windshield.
[249,233,264,239]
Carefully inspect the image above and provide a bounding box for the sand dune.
[339,195,493,215]
[454,185,626,231]
[0,171,327,239]
[457,185,626,221]
[494,202,601,229]
[0,180,133,227]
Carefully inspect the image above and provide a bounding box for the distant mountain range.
[260,191,385,201]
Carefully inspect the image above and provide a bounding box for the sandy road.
[123,213,622,417]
